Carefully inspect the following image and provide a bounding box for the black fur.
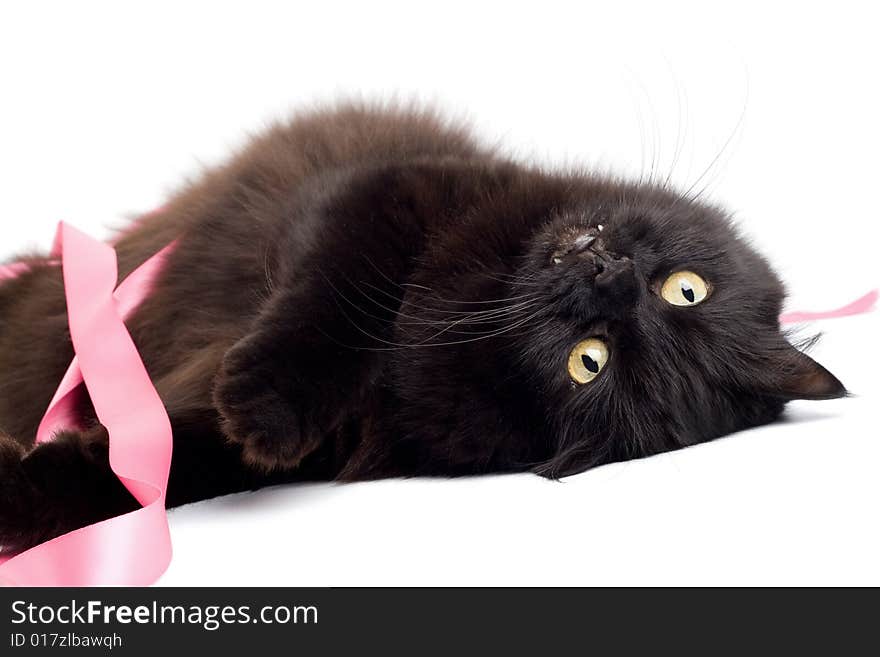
[0,104,845,552]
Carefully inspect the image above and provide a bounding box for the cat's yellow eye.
[567,338,610,384]
[660,271,710,307]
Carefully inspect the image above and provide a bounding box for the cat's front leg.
[214,266,401,472]
[214,166,429,472]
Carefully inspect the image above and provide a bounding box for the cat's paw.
[1,431,138,555]
[214,341,323,472]
[0,437,46,554]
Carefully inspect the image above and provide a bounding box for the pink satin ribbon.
[0,222,876,586]
[0,262,32,279]
[779,289,877,324]
[0,223,174,586]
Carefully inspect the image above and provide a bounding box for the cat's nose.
[584,251,636,297]
[594,255,634,288]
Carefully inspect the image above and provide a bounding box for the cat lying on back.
[0,104,845,552]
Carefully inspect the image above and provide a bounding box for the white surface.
[1,1,877,585]
[163,315,878,586]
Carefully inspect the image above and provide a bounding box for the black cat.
[0,104,845,552]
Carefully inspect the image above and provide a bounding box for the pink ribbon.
[779,289,878,324]
[0,222,876,586]
[0,223,174,586]
[0,262,31,280]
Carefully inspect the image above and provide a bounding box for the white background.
[1,1,877,585]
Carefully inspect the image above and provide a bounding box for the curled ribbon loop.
[0,223,174,586]
[779,289,877,324]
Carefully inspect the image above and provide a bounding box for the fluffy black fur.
[0,104,845,552]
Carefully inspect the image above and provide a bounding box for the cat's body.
[0,104,844,552]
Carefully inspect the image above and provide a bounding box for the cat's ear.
[768,341,847,401]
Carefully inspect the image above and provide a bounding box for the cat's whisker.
[357,278,539,317]
[682,74,749,203]
[400,282,433,292]
[402,291,540,312]
[409,302,541,342]
[410,307,544,347]
[349,279,538,332]
[319,273,401,329]
[663,63,689,190]
[317,289,547,353]
[323,273,542,344]
[480,271,544,288]
[417,290,538,306]
[360,254,534,306]
[365,252,546,302]
[361,254,412,292]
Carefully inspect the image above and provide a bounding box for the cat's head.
[509,185,846,476]
[393,176,846,477]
